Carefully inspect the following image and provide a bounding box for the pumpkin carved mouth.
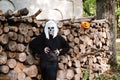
[81,22,90,29]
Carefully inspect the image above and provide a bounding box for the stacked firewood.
[57,20,111,80]
[0,8,112,80]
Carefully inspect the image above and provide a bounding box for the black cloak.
[29,32,70,62]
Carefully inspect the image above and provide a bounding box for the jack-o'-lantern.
[81,22,90,29]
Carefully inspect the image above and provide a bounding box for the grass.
[116,42,120,51]
[116,52,120,69]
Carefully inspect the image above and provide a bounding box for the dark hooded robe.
[29,31,69,80]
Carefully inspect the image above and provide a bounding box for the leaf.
[83,0,96,16]
[83,71,89,79]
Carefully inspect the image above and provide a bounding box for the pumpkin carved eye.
[81,22,90,29]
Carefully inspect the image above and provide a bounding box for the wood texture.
[0,9,112,80]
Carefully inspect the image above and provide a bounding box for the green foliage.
[116,51,120,67]
[113,74,120,80]
[83,0,96,16]
[83,0,120,18]
[95,77,103,80]
[83,71,89,79]
[115,8,120,19]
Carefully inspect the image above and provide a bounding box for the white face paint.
[44,20,59,39]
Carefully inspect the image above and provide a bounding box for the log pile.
[0,8,112,80]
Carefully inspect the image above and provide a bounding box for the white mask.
[44,20,59,39]
[48,26,54,36]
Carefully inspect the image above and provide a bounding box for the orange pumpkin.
[81,22,90,29]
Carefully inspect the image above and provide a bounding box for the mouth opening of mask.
[48,27,54,36]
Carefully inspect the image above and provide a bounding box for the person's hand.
[44,47,50,54]
[54,49,62,56]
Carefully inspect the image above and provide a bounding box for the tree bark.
[96,0,116,65]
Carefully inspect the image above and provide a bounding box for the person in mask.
[29,20,70,80]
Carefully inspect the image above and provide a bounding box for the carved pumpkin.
[81,22,90,29]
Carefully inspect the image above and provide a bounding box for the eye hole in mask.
[48,27,54,29]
